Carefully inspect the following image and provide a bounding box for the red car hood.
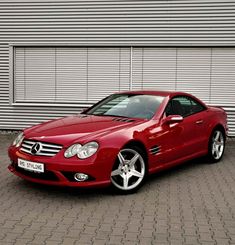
[24,115,145,147]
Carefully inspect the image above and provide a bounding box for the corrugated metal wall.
[0,0,235,135]
[14,46,131,103]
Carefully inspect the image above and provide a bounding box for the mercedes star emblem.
[31,143,41,155]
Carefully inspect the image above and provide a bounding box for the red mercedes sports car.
[8,91,228,193]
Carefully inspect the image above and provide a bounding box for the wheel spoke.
[123,173,130,189]
[213,146,218,157]
[129,153,139,167]
[212,144,216,154]
[217,141,224,146]
[214,144,221,158]
[214,131,220,141]
[118,152,125,165]
[130,169,143,178]
[111,169,122,177]
[215,149,220,158]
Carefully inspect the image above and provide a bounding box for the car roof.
[117,90,208,109]
[116,90,191,97]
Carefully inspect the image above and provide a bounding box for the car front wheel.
[111,147,146,193]
[208,129,225,163]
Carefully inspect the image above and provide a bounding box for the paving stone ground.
[0,133,234,245]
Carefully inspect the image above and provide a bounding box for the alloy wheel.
[211,130,225,160]
[111,148,145,191]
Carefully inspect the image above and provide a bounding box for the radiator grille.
[20,139,62,157]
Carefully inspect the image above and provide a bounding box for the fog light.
[74,173,88,182]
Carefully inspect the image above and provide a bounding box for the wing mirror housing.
[80,108,88,114]
[162,115,184,125]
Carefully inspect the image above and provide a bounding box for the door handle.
[195,120,204,125]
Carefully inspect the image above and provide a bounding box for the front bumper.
[8,145,114,188]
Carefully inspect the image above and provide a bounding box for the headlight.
[12,132,24,147]
[64,144,82,158]
[64,141,99,159]
[77,142,99,159]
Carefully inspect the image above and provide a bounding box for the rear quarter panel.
[206,106,228,139]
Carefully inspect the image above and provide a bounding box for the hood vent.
[112,118,135,123]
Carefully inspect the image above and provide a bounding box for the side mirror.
[80,108,88,114]
[162,115,183,125]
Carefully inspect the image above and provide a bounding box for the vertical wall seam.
[86,47,89,101]
[119,48,121,91]
[130,46,133,90]
[142,47,144,89]
[11,46,15,104]
[13,47,15,103]
[175,48,178,91]
[209,48,213,104]
[55,47,57,101]
[24,47,26,100]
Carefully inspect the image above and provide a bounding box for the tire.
[208,129,225,163]
[110,146,147,194]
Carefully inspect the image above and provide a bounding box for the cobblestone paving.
[0,134,234,245]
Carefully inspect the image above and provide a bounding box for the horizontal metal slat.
[36,152,56,156]
[40,149,60,153]
[41,143,62,149]
[21,148,31,154]
[21,143,32,149]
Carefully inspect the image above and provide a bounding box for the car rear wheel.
[111,147,146,193]
[208,129,225,163]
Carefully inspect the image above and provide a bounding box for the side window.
[190,98,205,114]
[165,96,205,117]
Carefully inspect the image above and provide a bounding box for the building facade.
[0,0,235,135]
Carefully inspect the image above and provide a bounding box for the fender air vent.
[149,145,160,155]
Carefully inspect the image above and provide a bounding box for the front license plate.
[18,158,44,173]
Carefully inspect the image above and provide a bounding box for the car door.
[148,95,207,166]
[168,96,207,158]
[147,98,185,165]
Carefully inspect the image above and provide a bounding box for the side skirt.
[148,150,208,175]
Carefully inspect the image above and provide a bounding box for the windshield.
[85,94,165,119]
